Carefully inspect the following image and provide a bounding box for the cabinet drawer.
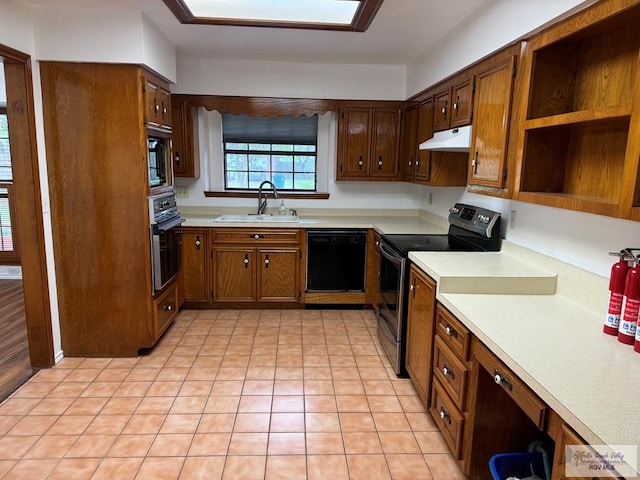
[436,304,471,361]
[155,281,178,337]
[212,229,300,245]
[430,378,465,459]
[433,335,468,410]
[472,338,547,429]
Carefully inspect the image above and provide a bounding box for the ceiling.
[20,0,490,65]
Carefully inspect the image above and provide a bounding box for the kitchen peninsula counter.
[410,245,638,460]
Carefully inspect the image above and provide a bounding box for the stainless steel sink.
[213,214,300,223]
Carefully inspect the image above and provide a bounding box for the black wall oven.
[377,203,501,376]
[149,192,183,294]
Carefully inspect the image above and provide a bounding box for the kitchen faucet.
[257,180,278,215]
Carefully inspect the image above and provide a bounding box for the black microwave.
[148,135,170,188]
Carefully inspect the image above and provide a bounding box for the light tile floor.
[0,309,467,479]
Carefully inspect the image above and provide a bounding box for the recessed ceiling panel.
[163,0,383,31]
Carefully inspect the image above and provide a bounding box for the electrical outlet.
[175,186,189,198]
[428,192,433,205]
[510,210,517,229]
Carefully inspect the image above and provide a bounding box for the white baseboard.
[0,265,22,280]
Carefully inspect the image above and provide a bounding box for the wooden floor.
[0,279,33,401]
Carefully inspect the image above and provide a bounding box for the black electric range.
[376,203,502,376]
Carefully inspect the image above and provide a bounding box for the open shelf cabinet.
[513,0,640,219]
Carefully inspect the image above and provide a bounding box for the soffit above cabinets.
[163,0,384,32]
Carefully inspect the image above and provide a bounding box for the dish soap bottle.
[278,199,287,215]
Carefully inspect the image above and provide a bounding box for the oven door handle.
[379,242,403,266]
[155,216,185,233]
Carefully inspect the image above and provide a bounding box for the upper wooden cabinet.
[144,75,171,131]
[337,103,401,181]
[433,78,474,132]
[512,0,640,220]
[468,56,517,188]
[400,96,467,187]
[171,97,199,178]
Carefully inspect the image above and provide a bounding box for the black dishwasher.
[306,230,367,292]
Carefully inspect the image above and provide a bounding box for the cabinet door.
[400,104,419,180]
[551,423,612,480]
[405,265,437,405]
[181,229,209,303]
[469,57,516,188]
[370,108,400,178]
[415,97,435,181]
[144,79,161,128]
[212,247,255,302]
[338,107,371,178]
[171,100,198,177]
[434,89,451,132]
[159,88,171,130]
[450,78,474,128]
[257,248,300,302]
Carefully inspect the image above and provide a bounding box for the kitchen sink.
[213,214,300,223]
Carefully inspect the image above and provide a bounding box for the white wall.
[0,0,63,362]
[173,56,406,100]
[32,6,176,82]
[406,0,596,96]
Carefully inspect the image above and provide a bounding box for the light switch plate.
[175,186,189,198]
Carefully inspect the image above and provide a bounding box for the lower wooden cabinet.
[180,228,209,304]
[211,228,301,304]
[405,264,437,404]
[154,280,178,339]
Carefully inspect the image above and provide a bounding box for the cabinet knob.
[195,238,201,250]
[254,234,260,239]
[264,255,270,268]
[472,151,479,175]
[244,254,249,268]
[164,305,172,312]
[175,152,180,164]
[439,407,452,424]
[493,369,513,391]
[443,365,455,380]
[358,156,364,168]
[378,157,383,169]
[409,284,414,291]
[444,325,457,337]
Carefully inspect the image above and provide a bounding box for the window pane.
[294,173,316,191]
[249,143,270,151]
[294,156,316,173]
[226,153,248,170]
[294,144,316,152]
[0,115,8,137]
[273,173,293,189]
[273,144,294,152]
[226,142,247,150]
[273,155,293,172]
[226,171,248,189]
[248,172,270,188]
[0,189,14,252]
[249,154,270,171]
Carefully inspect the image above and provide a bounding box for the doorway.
[0,43,54,399]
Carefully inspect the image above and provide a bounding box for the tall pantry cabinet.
[41,62,176,357]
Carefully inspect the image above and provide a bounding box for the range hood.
[419,125,471,152]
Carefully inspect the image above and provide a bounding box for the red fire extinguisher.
[618,254,640,345]
[604,250,632,336]
[634,321,640,353]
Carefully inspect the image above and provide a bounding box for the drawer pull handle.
[442,365,455,380]
[494,369,513,391]
[252,234,264,239]
[439,406,452,425]
[444,325,457,337]
[163,305,172,312]
[264,255,270,268]
[244,254,249,268]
